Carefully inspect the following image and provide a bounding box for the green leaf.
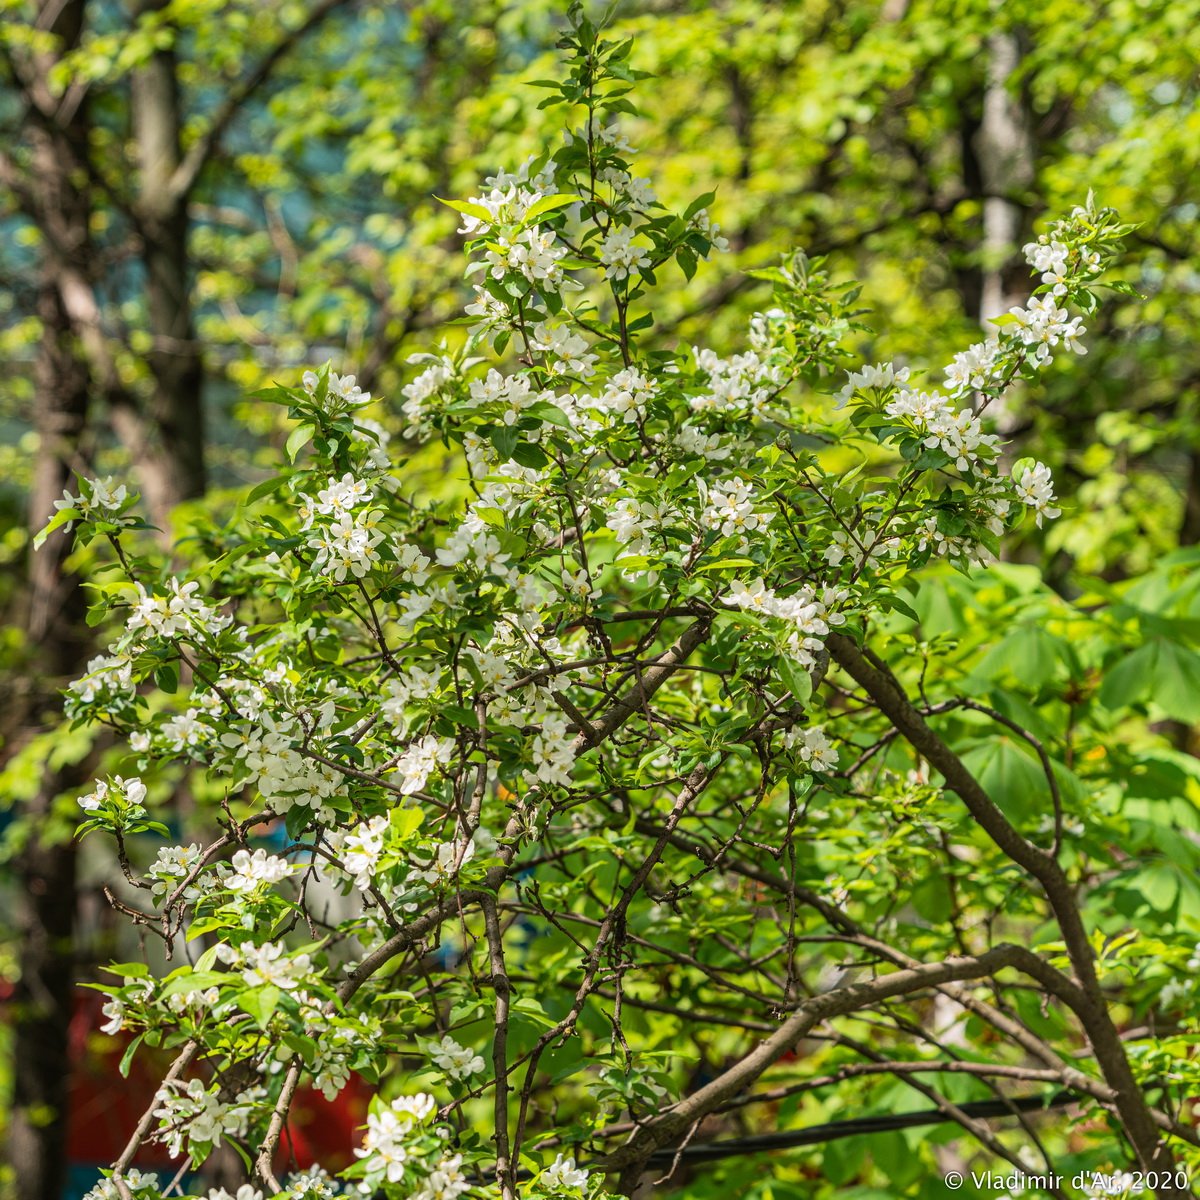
[285,422,316,463]
[159,971,227,998]
[696,558,757,572]
[511,442,549,469]
[240,984,282,1029]
[490,425,519,461]
[960,737,1049,822]
[154,662,179,694]
[522,193,580,222]
[103,961,151,979]
[682,191,716,221]
[777,656,813,706]
[434,196,494,223]
[119,1032,145,1078]
[512,996,557,1029]
[391,806,424,840]
[1101,639,1200,722]
[245,474,290,505]
[34,507,78,550]
[524,400,573,427]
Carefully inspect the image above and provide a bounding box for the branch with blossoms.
[45,8,1199,1200]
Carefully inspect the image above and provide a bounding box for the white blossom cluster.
[352,1093,470,1198]
[690,346,782,416]
[152,1077,265,1158]
[52,474,134,531]
[726,578,848,671]
[50,53,1131,1191]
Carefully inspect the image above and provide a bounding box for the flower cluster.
[429,1035,485,1081]
[726,579,847,670]
[351,1093,468,1197]
[153,1077,265,1160]
[50,19,1137,1197]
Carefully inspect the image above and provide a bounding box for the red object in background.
[66,990,371,1172]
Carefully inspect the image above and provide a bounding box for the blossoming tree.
[48,8,1199,1200]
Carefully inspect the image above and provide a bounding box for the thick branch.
[599,944,1052,1181]
[826,631,1181,1181]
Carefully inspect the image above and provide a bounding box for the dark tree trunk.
[8,4,93,1185]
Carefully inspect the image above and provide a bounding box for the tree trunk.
[974,21,1035,325]
[132,0,206,511]
[7,6,93,1190]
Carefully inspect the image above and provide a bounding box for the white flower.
[1023,237,1072,295]
[354,1093,437,1184]
[463,286,511,333]
[395,735,455,796]
[526,709,577,789]
[598,227,650,281]
[585,114,633,154]
[78,774,146,815]
[701,477,774,539]
[690,207,729,252]
[206,1187,264,1200]
[218,940,312,991]
[412,1153,471,1200]
[100,998,128,1035]
[382,666,441,731]
[1005,295,1087,363]
[838,360,910,404]
[327,815,390,892]
[415,839,475,885]
[149,842,204,902]
[922,406,999,473]
[487,227,568,285]
[430,1034,486,1080]
[690,347,780,415]
[529,322,597,378]
[285,1166,338,1198]
[401,354,457,435]
[793,725,838,771]
[542,1152,589,1191]
[68,654,135,706]
[126,579,230,640]
[153,1077,263,1157]
[1036,812,1085,838]
[226,848,292,893]
[396,542,431,585]
[82,1169,158,1199]
[600,166,656,209]
[307,511,384,582]
[78,780,109,812]
[885,388,949,426]
[161,708,206,751]
[561,567,600,601]
[944,338,1001,394]
[313,472,373,519]
[1012,460,1061,527]
[596,366,656,423]
[302,369,370,414]
[52,475,130,530]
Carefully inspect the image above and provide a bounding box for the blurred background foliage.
[2,0,1200,1196]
